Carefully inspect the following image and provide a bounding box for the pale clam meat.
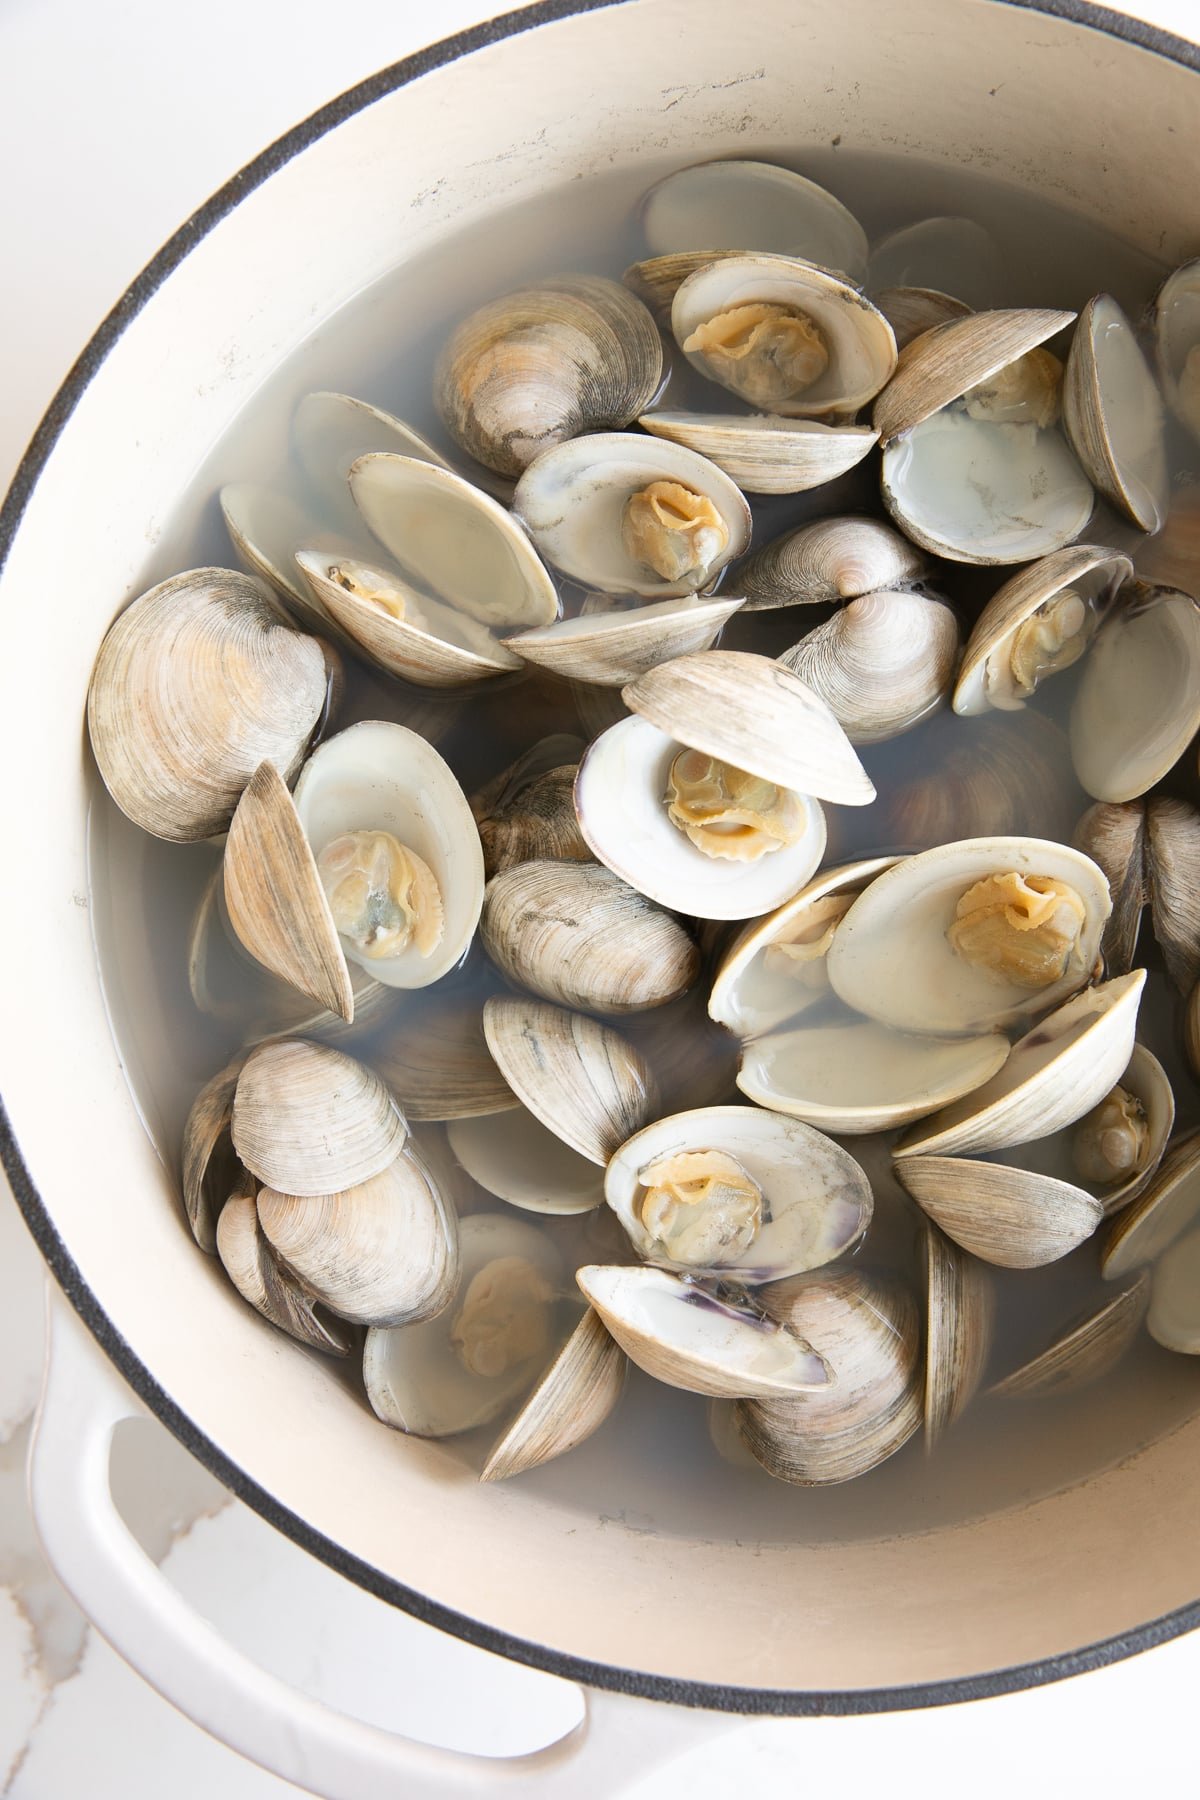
[991,1278,1149,1396]
[481,1308,627,1482]
[640,160,869,279]
[447,1109,607,1216]
[894,1156,1103,1269]
[1070,585,1200,803]
[734,515,926,612]
[1063,294,1169,533]
[778,589,960,745]
[217,1181,352,1356]
[231,1038,407,1198]
[605,1104,872,1284]
[924,1224,993,1447]
[481,996,656,1165]
[636,411,879,497]
[504,592,743,687]
[873,308,1072,445]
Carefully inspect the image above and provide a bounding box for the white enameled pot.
[5,0,1200,1791]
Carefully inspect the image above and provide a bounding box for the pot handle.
[30,1289,741,1799]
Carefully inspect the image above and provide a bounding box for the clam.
[873,309,1073,444]
[1102,1131,1200,1281]
[867,216,1003,308]
[1070,584,1200,803]
[779,589,961,745]
[220,484,351,631]
[991,1278,1149,1397]
[571,676,632,743]
[894,1155,1103,1269]
[893,970,1146,1159]
[574,715,827,922]
[216,1179,352,1356]
[575,1264,831,1401]
[639,160,869,280]
[433,275,663,478]
[512,433,750,600]
[953,545,1132,716]
[481,996,656,1165]
[181,1056,247,1254]
[231,1038,407,1198]
[636,412,879,496]
[87,569,330,842]
[1151,259,1200,444]
[1072,800,1145,976]
[446,1108,606,1216]
[672,254,896,417]
[481,1309,627,1481]
[292,389,452,532]
[826,837,1113,1038]
[370,991,518,1123]
[873,287,972,351]
[1068,1043,1174,1217]
[257,1142,458,1327]
[1145,797,1200,995]
[734,515,926,612]
[470,736,590,876]
[924,1224,993,1447]
[732,1271,923,1485]
[480,860,700,1015]
[886,710,1079,852]
[1063,294,1169,533]
[604,1105,872,1283]
[504,592,744,687]
[1148,1225,1200,1353]
[623,250,740,324]
[363,1213,570,1435]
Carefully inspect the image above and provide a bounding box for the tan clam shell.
[953,545,1133,718]
[622,649,875,806]
[216,1180,352,1356]
[872,287,972,350]
[637,411,879,496]
[894,972,1146,1159]
[256,1145,457,1328]
[1146,796,1200,995]
[1102,1131,1200,1281]
[1063,294,1169,533]
[482,996,656,1166]
[872,307,1074,443]
[623,250,740,323]
[1070,584,1200,803]
[505,593,743,687]
[575,1264,831,1401]
[87,569,329,842]
[991,1277,1149,1399]
[571,676,631,742]
[220,484,345,629]
[470,736,590,877]
[779,589,960,745]
[924,1223,993,1447]
[181,1056,247,1254]
[370,993,517,1122]
[231,1039,407,1197]
[480,861,700,1016]
[1187,981,1200,1083]
[735,514,926,612]
[434,275,663,478]
[733,1271,923,1485]
[223,760,354,1024]
[481,1308,627,1482]
[894,1157,1103,1269]
[1073,799,1146,977]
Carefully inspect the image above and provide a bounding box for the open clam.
[636,411,879,496]
[779,589,960,745]
[639,159,869,280]
[734,515,926,612]
[1063,294,1169,533]
[1070,584,1200,803]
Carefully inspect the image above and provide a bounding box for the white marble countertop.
[4,1,1200,1793]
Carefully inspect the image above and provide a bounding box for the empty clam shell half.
[1070,585,1200,803]
[446,1109,606,1215]
[1152,258,1200,444]
[1102,1131,1200,1281]
[504,592,742,687]
[481,996,656,1166]
[605,1104,872,1284]
[779,589,961,746]
[575,715,827,922]
[575,1264,831,1401]
[872,286,973,351]
[733,1271,923,1485]
[925,1224,993,1447]
[991,1278,1148,1397]
[894,970,1146,1160]
[637,411,879,496]
[1148,1225,1200,1353]
[182,1055,247,1254]
[895,1154,1103,1269]
[826,836,1112,1037]
[87,568,329,842]
[954,544,1132,717]
[672,253,896,418]
[867,216,1003,309]
[480,860,700,1015]
[1063,294,1169,533]
[232,1038,407,1198]
[292,390,452,535]
[512,432,750,600]
[623,649,875,805]
[873,308,1073,444]
[735,514,926,612]
[641,159,869,279]
[481,1308,627,1482]
[217,1183,352,1356]
[737,1018,1009,1136]
[364,1213,569,1436]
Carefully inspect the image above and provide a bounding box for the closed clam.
[216,1179,353,1356]
[734,515,926,612]
[469,735,589,876]
[640,160,869,279]
[779,589,961,745]
[231,1038,407,1198]
[1063,294,1169,533]
[434,275,663,478]
[1070,584,1200,803]
[1146,797,1200,994]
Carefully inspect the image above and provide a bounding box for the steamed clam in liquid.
[87,152,1200,1510]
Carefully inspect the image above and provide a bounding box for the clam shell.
[735,514,926,612]
[292,390,451,535]
[505,593,742,687]
[623,250,740,323]
[924,1224,993,1447]
[216,1182,352,1356]
[220,484,348,629]
[1148,1225,1200,1353]
[1070,584,1200,803]
[481,1308,627,1482]
[779,589,960,745]
[637,411,879,496]
[672,253,896,418]
[604,1104,872,1284]
[1084,1042,1176,1218]
[257,1144,458,1327]
[886,709,1078,852]
[480,860,700,1015]
[641,160,869,279]
[446,1108,606,1215]
[470,734,585,820]
[1187,981,1200,1084]
[872,286,972,350]
[181,1056,247,1254]
[1102,1130,1200,1281]
[894,1156,1103,1269]
[574,715,827,923]
[1146,795,1200,994]
[1073,799,1146,977]
[87,569,329,842]
[471,741,589,877]
[867,217,1003,308]
[1063,294,1169,533]
[622,992,742,1116]
[991,1278,1148,1397]
[1151,259,1200,444]
[370,993,517,1123]
[622,649,875,805]
[893,971,1146,1160]
[873,308,1073,443]
[232,1039,407,1197]
[575,1264,831,1401]
[481,996,656,1165]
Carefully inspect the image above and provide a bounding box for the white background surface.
[4,0,1200,1794]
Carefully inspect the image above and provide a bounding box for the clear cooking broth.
[88,146,1200,1545]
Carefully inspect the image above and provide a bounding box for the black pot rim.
[3,0,1200,1721]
